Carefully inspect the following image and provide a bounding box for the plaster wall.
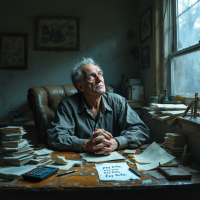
[138,0,154,105]
[0,0,139,121]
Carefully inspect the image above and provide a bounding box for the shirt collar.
[77,93,113,114]
[101,93,113,113]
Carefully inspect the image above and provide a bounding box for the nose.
[96,74,103,82]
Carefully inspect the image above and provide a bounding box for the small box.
[132,85,144,100]
[128,79,141,86]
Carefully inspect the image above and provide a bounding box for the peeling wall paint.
[0,0,140,121]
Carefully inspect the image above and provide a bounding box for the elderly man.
[47,58,149,155]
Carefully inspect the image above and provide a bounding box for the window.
[170,0,200,96]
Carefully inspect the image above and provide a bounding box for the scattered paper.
[34,148,54,156]
[95,162,140,181]
[123,150,136,154]
[48,160,83,171]
[133,142,175,171]
[133,142,166,163]
[125,159,136,165]
[143,171,166,179]
[80,151,125,163]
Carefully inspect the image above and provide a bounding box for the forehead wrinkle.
[86,70,103,77]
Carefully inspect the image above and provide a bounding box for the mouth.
[94,83,105,90]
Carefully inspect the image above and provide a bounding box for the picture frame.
[141,46,150,69]
[0,33,28,69]
[36,17,79,50]
[140,7,152,43]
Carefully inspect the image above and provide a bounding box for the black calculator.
[22,166,59,182]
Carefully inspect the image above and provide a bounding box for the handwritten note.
[95,162,140,181]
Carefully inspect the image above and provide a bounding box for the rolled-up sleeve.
[47,101,85,152]
[114,99,149,149]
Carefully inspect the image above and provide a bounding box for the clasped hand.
[81,129,118,155]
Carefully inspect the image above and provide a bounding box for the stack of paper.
[0,165,36,181]
[0,126,34,166]
[150,104,187,110]
[29,148,53,164]
[130,142,176,171]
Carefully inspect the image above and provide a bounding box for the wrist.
[81,140,89,151]
[111,138,119,150]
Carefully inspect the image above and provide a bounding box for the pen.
[128,167,141,177]
[58,169,78,176]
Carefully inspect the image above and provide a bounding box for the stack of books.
[163,133,186,155]
[0,126,34,166]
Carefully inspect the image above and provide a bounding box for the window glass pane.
[177,0,198,15]
[177,1,200,50]
[171,50,200,96]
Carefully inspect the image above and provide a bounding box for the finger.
[93,137,113,146]
[93,140,113,149]
[92,129,113,139]
[93,133,110,141]
[92,130,102,136]
[95,147,112,155]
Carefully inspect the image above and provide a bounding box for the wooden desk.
[0,151,200,200]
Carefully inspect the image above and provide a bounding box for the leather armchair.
[27,85,114,145]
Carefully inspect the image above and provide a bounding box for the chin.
[95,87,105,94]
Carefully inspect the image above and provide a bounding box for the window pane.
[177,1,200,50]
[177,0,198,15]
[171,50,200,96]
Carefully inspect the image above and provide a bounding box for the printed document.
[95,162,140,181]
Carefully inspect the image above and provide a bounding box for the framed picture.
[140,7,152,43]
[141,46,150,69]
[36,17,79,50]
[0,33,28,69]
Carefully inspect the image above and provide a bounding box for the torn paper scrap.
[123,150,136,154]
[54,156,68,165]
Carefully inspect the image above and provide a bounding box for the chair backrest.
[27,84,114,144]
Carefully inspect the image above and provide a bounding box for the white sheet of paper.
[95,162,140,181]
[123,150,136,154]
[34,148,54,156]
[48,160,82,170]
[136,152,175,171]
[133,142,166,163]
[0,165,37,179]
[80,151,125,163]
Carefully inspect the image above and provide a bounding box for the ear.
[76,83,84,92]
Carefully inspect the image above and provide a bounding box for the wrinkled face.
[76,64,105,96]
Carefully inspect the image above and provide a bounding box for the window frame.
[170,0,200,95]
